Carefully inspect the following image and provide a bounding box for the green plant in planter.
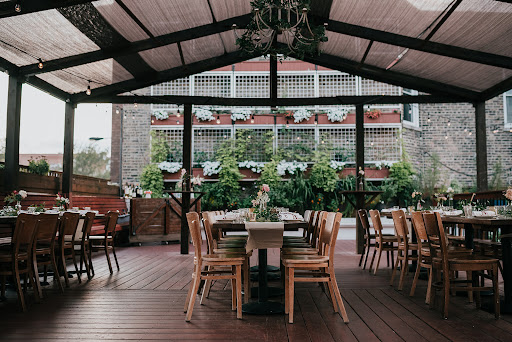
[216,140,243,202]
[28,157,50,175]
[260,157,282,187]
[140,164,164,197]
[310,149,338,193]
[381,159,417,207]
[150,130,170,163]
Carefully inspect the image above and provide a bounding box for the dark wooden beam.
[424,0,463,41]
[321,17,512,70]
[355,103,365,254]
[114,0,155,39]
[359,41,374,66]
[71,50,255,103]
[270,54,278,108]
[62,101,76,196]
[474,101,488,191]
[301,51,480,101]
[25,76,70,102]
[4,74,22,191]
[84,94,466,106]
[180,104,193,255]
[0,0,92,19]
[20,14,251,76]
[479,76,512,101]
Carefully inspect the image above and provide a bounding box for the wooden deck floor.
[1,241,511,341]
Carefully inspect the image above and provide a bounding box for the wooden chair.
[89,211,120,275]
[358,209,394,270]
[390,210,419,290]
[283,210,313,243]
[282,212,349,324]
[72,212,96,280]
[56,212,81,287]
[0,214,40,312]
[201,212,251,303]
[33,213,62,297]
[281,211,327,256]
[283,211,323,249]
[184,212,244,321]
[423,212,500,319]
[368,210,398,275]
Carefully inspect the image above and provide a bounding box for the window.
[505,90,512,127]
[402,88,419,127]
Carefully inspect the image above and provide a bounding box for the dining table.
[212,220,308,315]
[382,210,512,313]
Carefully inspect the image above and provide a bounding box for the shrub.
[28,157,50,175]
[150,131,170,163]
[140,164,164,197]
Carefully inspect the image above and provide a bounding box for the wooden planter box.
[340,168,390,179]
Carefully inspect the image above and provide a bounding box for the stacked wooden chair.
[357,209,395,270]
[368,210,398,275]
[390,210,419,290]
[55,212,81,287]
[89,211,120,275]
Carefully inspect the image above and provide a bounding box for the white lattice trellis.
[194,74,231,97]
[360,78,401,96]
[318,128,355,162]
[278,73,315,98]
[193,127,233,162]
[364,127,401,162]
[318,73,357,96]
[235,74,269,98]
[151,78,189,111]
[151,128,184,162]
[277,127,316,161]
[235,127,274,162]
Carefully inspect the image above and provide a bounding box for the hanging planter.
[154,111,169,120]
[365,109,382,119]
[292,108,312,123]
[230,109,252,122]
[326,108,348,123]
[194,108,215,122]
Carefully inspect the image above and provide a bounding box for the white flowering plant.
[55,194,70,207]
[202,161,222,176]
[231,109,252,122]
[194,108,215,122]
[277,161,308,176]
[158,161,181,173]
[292,108,312,123]
[153,111,169,120]
[4,190,28,205]
[326,108,348,123]
[374,161,393,170]
[238,161,265,173]
[329,161,346,171]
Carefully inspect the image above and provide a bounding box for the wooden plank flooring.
[0,240,510,341]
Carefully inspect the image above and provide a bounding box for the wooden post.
[4,75,22,192]
[270,54,277,109]
[62,102,76,197]
[180,103,193,254]
[355,104,365,254]
[474,101,488,191]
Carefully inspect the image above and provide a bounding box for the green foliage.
[140,164,163,197]
[278,128,315,162]
[259,157,282,187]
[74,144,110,179]
[421,153,442,198]
[381,159,417,207]
[267,172,313,212]
[216,140,243,204]
[169,142,183,162]
[490,157,505,190]
[309,148,338,192]
[28,157,50,175]
[150,131,170,163]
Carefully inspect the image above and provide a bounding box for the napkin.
[245,222,284,252]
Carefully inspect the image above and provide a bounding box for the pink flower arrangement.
[505,188,512,202]
[262,184,270,192]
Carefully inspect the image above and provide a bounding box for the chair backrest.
[105,211,120,234]
[305,210,317,241]
[410,211,428,242]
[60,211,80,237]
[357,209,372,238]
[34,214,60,247]
[368,210,385,240]
[81,211,96,240]
[12,213,38,254]
[201,212,216,253]
[312,211,327,248]
[422,212,449,271]
[304,210,311,223]
[318,212,343,259]
[391,210,409,247]
[186,212,202,259]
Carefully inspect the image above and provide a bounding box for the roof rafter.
[70,50,256,103]
[79,94,465,106]
[19,14,251,76]
[0,0,93,19]
[300,50,480,101]
[478,76,512,101]
[321,17,512,70]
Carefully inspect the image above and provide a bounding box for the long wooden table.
[383,211,512,312]
[212,220,308,315]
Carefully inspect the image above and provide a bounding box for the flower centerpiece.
[434,193,448,208]
[143,190,152,198]
[194,108,215,122]
[365,109,382,119]
[504,188,512,204]
[411,191,424,211]
[292,108,312,123]
[4,190,27,211]
[55,194,70,210]
[326,108,348,123]
[446,186,455,206]
[252,184,270,212]
[191,175,204,188]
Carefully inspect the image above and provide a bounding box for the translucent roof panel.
[36,59,132,94]
[93,0,150,42]
[428,0,512,57]
[138,44,182,71]
[209,0,252,21]
[320,32,371,61]
[0,9,99,66]
[181,34,226,64]
[220,31,240,53]
[118,0,213,36]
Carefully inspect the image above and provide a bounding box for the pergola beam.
[82,94,465,106]
[71,50,256,103]
[321,17,512,70]
[19,14,251,76]
[479,76,512,101]
[0,0,93,19]
[301,52,480,101]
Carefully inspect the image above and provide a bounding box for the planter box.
[340,167,389,179]
[151,112,400,126]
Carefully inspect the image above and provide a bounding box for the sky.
[0,72,112,156]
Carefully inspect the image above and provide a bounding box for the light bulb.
[464,128,468,132]
[177,109,181,117]
[216,116,221,124]
[427,117,431,123]
[321,140,325,144]
[444,135,448,140]
[286,120,289,128]
[14,4,21,12]
[115,108,120,114]
[132,115,135,120]
[447,120,451,127]
[151,119,154,124]
[86,85,91,96]
[251,115,255,124]
[37,59,43,69]
[468,132,472,136]
[198,131,202,136]
[370,142,374,146]
[248,135,251,139]
[297,136,301,140]
[177,120,180,124]
[134,103,138,108]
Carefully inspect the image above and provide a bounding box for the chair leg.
[111,241,120,270]
[185,271,201,321]
[32,254,43,299]
[390,252,400,284]
[363,244,371,270]
[425,266,433,305]
[284,266,289,314]
[13,263,26,312]
[410,261,422,297]
[443,274,450,319]
[398,254,408,291]
[61,248,70,287]
[243,257,250,303]
[386,250,390,267]
[231,266,236,311]
[70,249,81,283]
[104,245,113,274]
[184,265,196,313]
[236,264,242,319]
[373,247,383,276]
[330,268,349,323]
[358,243,365,267]
[200,266,211,305]
[43,265,48,283]
[51,252,64,293]
[466,271,474,303]
[326,278,338,313]
[369,247,377,273]
[88,245,95,276]
[288,267,295,324]
[492,266,500,319]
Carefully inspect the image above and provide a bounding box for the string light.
[248,135,252,139]
[176,120,180,124]
[370,142,374,146]
[464,128,468,132]
[251,114,255,124]
[85,81,91,96]
[198,131,202,136]
[37,58,43,69]
[321,140,325,144]
[115,107,120,114]
[177,108,181,117]
[134,103,138,108]
[216,116,221,124]
[447,119,451,127]
[286,119,289,128]
[314,114,318,125]
[444,135,448,140]
[297,136,301,140]
[14,4,21,12]
[151,119,154,124]
[468,131,472,136]
[427,116,431,123]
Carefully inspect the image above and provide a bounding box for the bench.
[71,195,130,235]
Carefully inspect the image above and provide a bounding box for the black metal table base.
[242,301,284,314]
[250,265,280,272]
[251,286,283,298]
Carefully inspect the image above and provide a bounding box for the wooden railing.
[453,190,508,206]
[0,162,119,196]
